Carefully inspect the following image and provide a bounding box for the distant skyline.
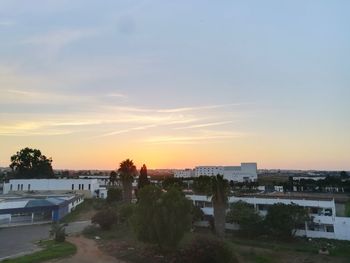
[1,1,349,170]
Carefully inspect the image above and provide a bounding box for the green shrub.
[92,209,117,230]
[118,203,135,224]
[49,223,66,242]
[176,235,238,263]
[106,188,123,203]
[82,225,100,237]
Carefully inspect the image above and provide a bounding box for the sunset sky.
[0,1,349,170]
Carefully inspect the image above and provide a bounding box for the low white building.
[3,179,107,198]
[195,163,257,182]
[187,193,350,241]
[174,169,195,178]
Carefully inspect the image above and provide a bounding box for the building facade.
[174,169,195,178]
[195,163,257,182]
[3,179,106,198]
[187,194,350,241]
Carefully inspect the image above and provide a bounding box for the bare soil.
[48,236,124,263]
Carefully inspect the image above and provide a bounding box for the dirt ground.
[48,236,124,263]
[235,244,348,263]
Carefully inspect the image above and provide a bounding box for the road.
[0,221,91,260]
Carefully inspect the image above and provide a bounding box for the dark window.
[82,184,84,190]
[10,184,13,191]
[17,184,20,190]
[72,184,74,190]
[88,184,91,190]
[28,184,31,191]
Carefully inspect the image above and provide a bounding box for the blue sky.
[0,0,349,170]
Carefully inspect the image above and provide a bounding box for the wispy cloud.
[156,103,242,113]
[22,28,97,55]
[175,121,233,130]
[144,132,246,144]
[0,20,15,26]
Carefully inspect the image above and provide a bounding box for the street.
[0,221,91,260]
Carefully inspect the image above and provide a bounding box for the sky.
[0,0,349,170]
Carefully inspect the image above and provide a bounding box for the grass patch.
[60,199,105,223]
[229,236,350,258]
[1,240,76,263]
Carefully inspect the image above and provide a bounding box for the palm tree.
[118,159,137,203]
[109,171,117,186]
[193,174,230,238]
[211,175,230,238]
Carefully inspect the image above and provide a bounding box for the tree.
[138,164,150,189]
[118,159,137,203]
[10,147,54,178]
[162,177,185,190]
[106,188,122,203]
[193,175,230,238]
[226,201,264,237]
[92,209,118,230]
[265,203,309,239]
[50,223,66,242]
[132,185,192,251]
[109,171,117,186]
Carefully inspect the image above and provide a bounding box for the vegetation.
[60,199,105,223]
[162,177,185,190]
[118,159,138,203]
[49,223,66,242]
[176,235,238,263]
[132,185,192,251]
[109,171,117,186]
[226,201,264,237]
[92,208,118,230]
[118,203,135,224]
[2,240,76,263]
[9,147,54,179]
[138,164,150,189]
[265,203,309,239]
[106,188,123,203]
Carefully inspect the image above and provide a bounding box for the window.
[82,184,84,190]
[28,184,31,191]
[72,184,74,190]
[10,184,13,191]
[17,184,20,190]
[21,184,23,190]
[88,184,91,190]
[78,184,81,190]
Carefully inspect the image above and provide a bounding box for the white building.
[174,169,195,178]
[3,179,107,198]
[187,193,350,241]
[195,163,257,182]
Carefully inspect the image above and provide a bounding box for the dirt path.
[49,236,125,263]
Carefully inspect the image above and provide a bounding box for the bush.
[176,235,238,263]
[49,223,66,242]
[106,188,123,203]
[118,203,135,224]
[92,209,117,230]
[82,225,100,237]
[132,185,192,251]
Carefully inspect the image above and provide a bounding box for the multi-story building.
[195,163,257,182]
[187,192,350,241]
[2,179,107,198]
[174,169,195,178]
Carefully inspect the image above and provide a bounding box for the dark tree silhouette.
[109,171,117,186]
[10,147,54,178]
[138,164,150,189]
[118,159,137,203]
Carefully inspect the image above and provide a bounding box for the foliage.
[162,177,185,190]
[226,201,264,237]
[132,185,192,250]
[138,164,150,189]
[118,203,135,224]
[109,171,117,186]
[345,201,350,217]
[192,176,213,195]
[1,240,76,263]
[118,159,138,202]
[92,209,118,230]
[9,147,54,179]
[106,188,123,203]
[265,203,309,239]
[191,203,204,222]
[49,223,66,242]
[176,235,238,263]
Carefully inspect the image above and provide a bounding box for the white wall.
[3,179,100,197]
